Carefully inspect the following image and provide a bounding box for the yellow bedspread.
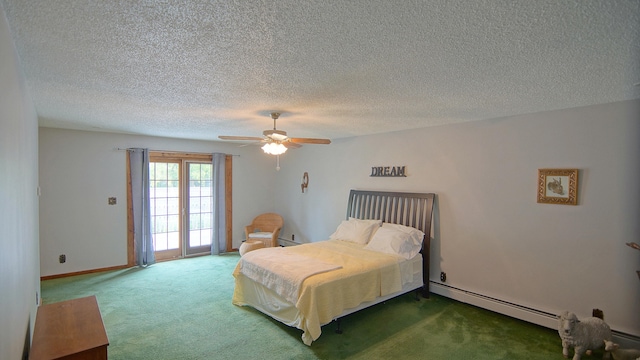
[239,246,342,304]
[232,240,403,345]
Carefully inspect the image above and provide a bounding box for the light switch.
[108,197,117,205]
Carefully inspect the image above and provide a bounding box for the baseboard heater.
[429,281,640,348]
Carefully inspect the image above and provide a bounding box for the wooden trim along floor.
[41,265,129,281]
[40,250,241,281]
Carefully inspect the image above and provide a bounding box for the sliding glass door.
[149,156,214,260]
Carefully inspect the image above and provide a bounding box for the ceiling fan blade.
[238,141,265,147]
[218,135,264,141]
[283,141,302,149]
[289,137,331,144]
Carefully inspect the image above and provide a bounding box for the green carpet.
[40,254,588,359]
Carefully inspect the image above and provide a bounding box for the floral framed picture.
[537,169,578,205]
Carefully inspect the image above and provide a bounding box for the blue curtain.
[129,148,155,266]
[211,153,226,255]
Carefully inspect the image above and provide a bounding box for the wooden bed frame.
[346,189,436,298]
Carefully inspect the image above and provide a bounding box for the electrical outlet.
[292,234,295,241]
[108,197,117,205]
[59,254,66,263]
[592,308,604,319]
[440,272,446,282]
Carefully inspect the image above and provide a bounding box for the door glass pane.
[150,161,181,253]
[154,232,168,251]
[187,163,213,251]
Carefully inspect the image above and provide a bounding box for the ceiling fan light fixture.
[262,142,287,155]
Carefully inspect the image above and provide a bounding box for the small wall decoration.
[626,242,640,280]
[537,168,578,205]
[301,172,309,193]
[370,166,407,177]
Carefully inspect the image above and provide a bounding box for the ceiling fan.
[218,112,331,156]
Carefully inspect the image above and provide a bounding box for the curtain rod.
[114,148,240,156]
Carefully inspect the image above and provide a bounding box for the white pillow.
[349,218,382,244]
[365,224,424,259]
[329,218,381,244]
[348,218,381,224]
[381,223,424,246]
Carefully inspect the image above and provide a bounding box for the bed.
[232,190,435,345]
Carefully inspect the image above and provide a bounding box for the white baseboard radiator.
[429,282,640,349]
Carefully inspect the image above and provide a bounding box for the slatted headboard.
[346,189,435,297]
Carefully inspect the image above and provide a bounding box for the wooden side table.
[30,295,109,360]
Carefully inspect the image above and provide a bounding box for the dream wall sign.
[370,166,407,177]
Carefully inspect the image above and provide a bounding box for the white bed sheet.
[232,240,423,345]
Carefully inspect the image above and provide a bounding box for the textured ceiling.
[2,0,639,142]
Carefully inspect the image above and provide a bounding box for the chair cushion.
[248,232,273,239]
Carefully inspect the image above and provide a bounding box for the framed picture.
[537,169,578,205]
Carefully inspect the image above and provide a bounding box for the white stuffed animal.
[603,340,640,360]
[557,311,612,360]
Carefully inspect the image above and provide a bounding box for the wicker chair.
[244,213,284,248]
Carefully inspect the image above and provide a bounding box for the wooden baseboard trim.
[41,264,129,281]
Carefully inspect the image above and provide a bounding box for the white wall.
[0,5,40,359]
[274,100,640,337]
[38,128,277,276]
